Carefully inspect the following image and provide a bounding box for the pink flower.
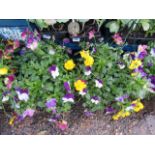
[4,75,15,89]
[22,109,35,119]
[89,30,95,40]
[57,120,68,131]
[113,33,123,45]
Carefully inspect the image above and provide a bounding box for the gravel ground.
[1,98,155,135]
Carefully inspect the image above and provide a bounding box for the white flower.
[49,49,55,55]
[2,96,9,102]
[150,48,155,57]
[17,92,29,102]
[51,67,59,79]
[95,80,103,88]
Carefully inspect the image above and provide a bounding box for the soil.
[1,97,155,135]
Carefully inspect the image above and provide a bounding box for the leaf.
[141,21,150,31]
[106,21,120,33]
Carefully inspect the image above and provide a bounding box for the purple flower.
[4,74,15,89]
[91,96,100,104]
[64,82,71,92]
[62,93,74,103]
[150,48,155,57]
[79,88,87,96]
[84,109,94,117]
[147,62,153,67]
[48,65,59,79]
[137,45,148,60]
[22,109,35,119]
[95,79,103,88]
[148,75,155,92]
[84,66,92,76]
[105,107,115,114]
[117,61,125,69]
[46,98,57,109]
[15,88,29,102]
[115,94,128,102]
[26,38,38,50]
[2,91,10,102]
[133,67,147,77]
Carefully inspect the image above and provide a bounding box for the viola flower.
[88,30,95,40]
[62,93,74,103]
[129,59,142,70]
[48,65,59,79]
[115,94,128,102]
[57,120,68,131]
[147,75,155,92]
[105,107,115,114]
[16,88,29,102]
[80,50,90,59]
[112,110,131,120]
[0,67,8,75]
[45,98,57,109]
[112,33,123,45]
[79,88,87,96]
[84,109,94,117]
[150,48,155,57]
[13,40,20,49]
[132,99,144,112]
[5,45,14,55]
[64,59,76,70]
[48,48,55,55]
[138,45,147,52]
[2,92,10,102]
[22,109,35,119]
[95,79,103,88]
[84,66,92,76]
[4,74,15,89]
[131,67,147,78]
[84,55,94,67]
[74,80,87,91]
[91,96,100,104]
[64,82,71,92]
[117,62,125,69]
[26,38,38,50]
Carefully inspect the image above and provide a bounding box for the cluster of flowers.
[2,29,155,131]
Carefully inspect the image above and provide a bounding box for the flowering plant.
[1,29,155,129]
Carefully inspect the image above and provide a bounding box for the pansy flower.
[84,66,92,76]
[62,93,74,103]
[57,120,68,131]
[45,98,57,109]
[48,65,59,79]
[117,61,125,69]
[79,88,87,96]
[95,79,103,88]
[2,91,10,102]
[22,109,35,119]
[131,66,147,78]
[150,48,155,57]
[64,82,71,93]
[26,38,38,50]
[112,33,123,45]
[91,96,100,104]
[4,74,15,89]
[115,94,128,102]
[0,67,8,75]
[88,30,95,40]
[74,80,87,91]
[15,88,29,102]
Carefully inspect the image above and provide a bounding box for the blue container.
[0,19,32,40]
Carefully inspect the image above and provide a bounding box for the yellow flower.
[112,114,120,120]
[132,99,144,112]
[129,59,142,70]
[131,72,138,77]
[84,56,94,67]
[112,110,131,120]
[64,59,76,70]
[74,80,87,91]
[0,67,8,75]
[80,50,90,59]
